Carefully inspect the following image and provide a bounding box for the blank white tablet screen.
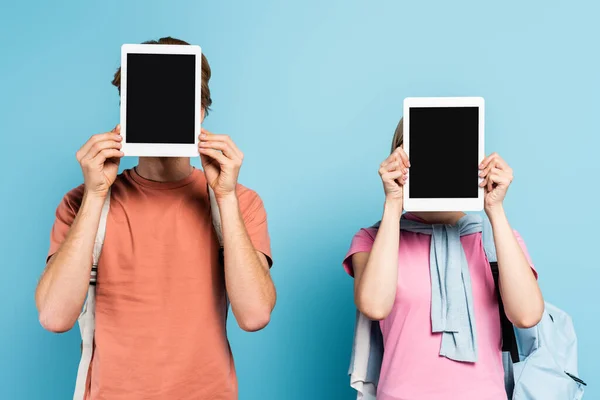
[126,53,196,144]
[409,107,479,198]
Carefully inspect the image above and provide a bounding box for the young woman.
[343,118,544,400]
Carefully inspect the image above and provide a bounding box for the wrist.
[82,189,108,205]
[485,204,506,222]
[384,198,403,218]
[216,192,239,208]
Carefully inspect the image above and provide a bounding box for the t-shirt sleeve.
[239,188,273,267]
[342,228,377,278]
[47,185,84,261]
[514,230,538,279]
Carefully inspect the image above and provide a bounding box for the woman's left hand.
[479,152,513,212]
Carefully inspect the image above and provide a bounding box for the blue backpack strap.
[481,216,519,363]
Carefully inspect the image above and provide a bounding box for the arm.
[352,147,410,320]
[219,194,275,331]
[489,208,543,328]
[35,192,105,332]
[35,127,123,333]
[480,152,544,328]
[352,201,402,320]
[199,129,275,332]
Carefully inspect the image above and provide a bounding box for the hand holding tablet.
[478,152,514,213]
[403,97,485,212]
[198,129,244,200]
[379,147,410,209]
[75,125,124,198]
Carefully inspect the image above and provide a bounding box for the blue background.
[1,1,598,399]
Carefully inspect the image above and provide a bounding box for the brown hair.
[111,36,213,114]
[390,117,403,153]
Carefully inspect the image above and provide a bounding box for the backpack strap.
[482,216,520,363]
[208,185,228,313]
[73,188,111,400]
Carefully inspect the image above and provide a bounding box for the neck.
[409,211,467,225]
[135,157,193,182]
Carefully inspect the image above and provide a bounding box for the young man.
[35,37,276,400]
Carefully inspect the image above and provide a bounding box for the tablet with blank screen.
[403,97,485,212]
[120,44,202,157]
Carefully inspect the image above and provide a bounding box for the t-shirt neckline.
[129,167,200,190]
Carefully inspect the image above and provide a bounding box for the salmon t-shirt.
[343,213,537,400]
[47,168,272,400]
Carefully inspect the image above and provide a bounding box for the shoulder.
[236,183,264,209]
[58,170,134,210]
[58,184,85,211]
[342,226,379,276]
[349,225,379,249]
[356,226,378,242]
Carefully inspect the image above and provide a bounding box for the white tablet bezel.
[403,97,485,212]
[120,44,202,157]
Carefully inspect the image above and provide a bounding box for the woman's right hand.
[379,147,410,207]
[76,125,124,198]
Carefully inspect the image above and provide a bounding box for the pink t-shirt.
[343,214,536,400]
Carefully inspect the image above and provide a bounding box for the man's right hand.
[76,125,124,197]
[379,146,410,209]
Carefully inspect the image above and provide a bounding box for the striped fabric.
[89,266,97,285]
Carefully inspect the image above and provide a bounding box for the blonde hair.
[390,117,403,153]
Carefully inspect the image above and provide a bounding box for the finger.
[77,133,122,161]
[479,152,498,170]
[393,147,411,168]
[479,177,488,188]
[379,159,396,176]
[493,155,510,171]
[199,140,238,160]
[382,169,405,183]
[199,148,229,165]
[381,153,399,168]
[199,131,242,158]
[489,168,512,185]
[92,148,124,165]
[82,140,122,161]
[386,160,406,173]
[479,163,494,180]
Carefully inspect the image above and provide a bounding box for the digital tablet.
[120,44,202,157]
[403,97,485,212]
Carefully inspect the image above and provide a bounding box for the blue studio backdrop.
[1,1,598,399]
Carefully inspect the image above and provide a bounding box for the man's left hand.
[199,128,244,201]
